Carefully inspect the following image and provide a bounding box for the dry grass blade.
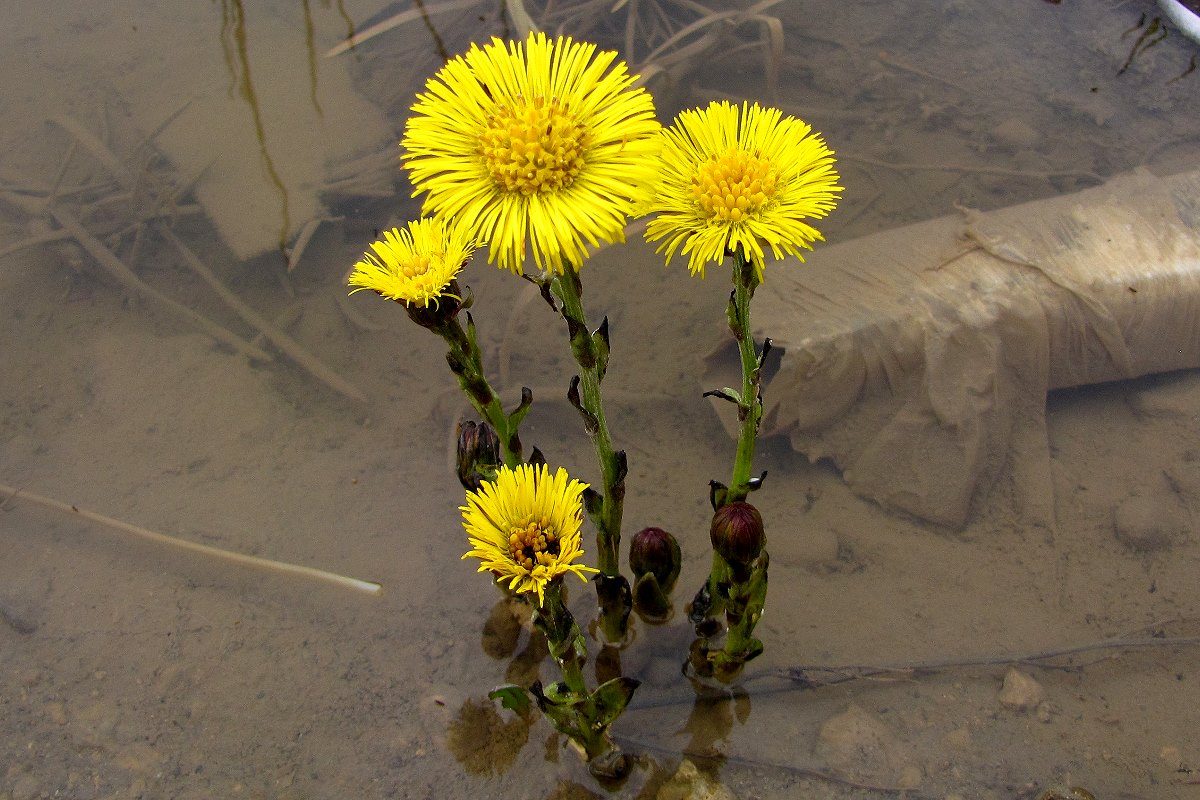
[752,11,784,97]
[841,153,1105,184]
[640,8,740,66]
[49,116,135,190]
[159,226,368,402]
[324,0,481,57]
[0,227,75,259]
[286,216,342,273]
[506,0,539,37]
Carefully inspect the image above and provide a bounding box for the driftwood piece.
[706,167,1200,528]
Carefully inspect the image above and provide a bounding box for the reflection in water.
[414,0,452,64]
[447,696,532,775]
[593,643,623,687]
[679,680,751,770]
[326,0,356,44]
[301,0,324,118]
[478,596,553,691]
[481,594,525,659]
[1119,12,1168,75]
[216,0,291,253]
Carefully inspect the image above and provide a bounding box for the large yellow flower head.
[461,463,598,605]
[402,32,661,275]
[348,217,477,308]
[643,101,842,280]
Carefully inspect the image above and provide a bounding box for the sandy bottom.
[3,1,1200,799]
[3,215,1200,799]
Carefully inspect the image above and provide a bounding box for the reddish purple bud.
[710,502,765,565]
[629,527,681,592]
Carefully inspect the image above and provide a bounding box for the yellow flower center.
[479,96,587,196]
[693,147,779,223]
[399,253,433,279]
[507,515,560,571]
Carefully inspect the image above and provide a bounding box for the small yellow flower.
[462,463,598,605]
[348,217,477,308]
[643,101,842,280]
[402,32,661,275]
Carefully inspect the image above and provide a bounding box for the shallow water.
[2,1,1200,798]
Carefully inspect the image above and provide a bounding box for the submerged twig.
[49,207,272,362]
[627,622,1200,713]
[159,226,368,402]
[841,154,1105,184]
[0,482,382,596]
[780,632,1200,689]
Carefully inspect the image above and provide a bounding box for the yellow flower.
[402,32,661,275]
[643,101,842,280]
[347,217,477,308]
[462,463,598,605]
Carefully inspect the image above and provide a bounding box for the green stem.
[539,581,588,695]
[551,270,625,578]
[726,252,763,504]
[433,313,525,469]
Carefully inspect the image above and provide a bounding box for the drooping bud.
[709,502,765,566]
[629,527,682,592]
[404,279,467,330]
[455,420,501,491]
[629,526,681,622]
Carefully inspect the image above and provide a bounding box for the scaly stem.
[432,312,526,469]
[538,581,589,696]
[727,252,763,504]
[690,253,765,641]
[532,582,637,776]
[551,269,630,642]
[551,270,625,578]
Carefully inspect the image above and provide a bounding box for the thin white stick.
[0,483,383,597]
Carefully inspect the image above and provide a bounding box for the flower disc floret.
[643,101,843,280]
[462,463,598,605]
[402,32,662,275]
[347,217,477,307]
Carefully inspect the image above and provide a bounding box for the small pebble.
[1113,479,1188,553]
[1160,745,1184,769]
[998,668,1044,711]
[45,701,67,725]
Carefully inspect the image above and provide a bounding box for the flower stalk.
[688,549,769,683]
[524,580,639,778]
[551,268,632,641]
[726,251,766,504]
[416,292,530,470]
[692,252,768,627]
[484,577,638,777]
[347,219,534,470]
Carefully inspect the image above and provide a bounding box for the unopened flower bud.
[629,527,681,593]
[404,279,465,330]
[455,420,501,491]
[709,502,765,565]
